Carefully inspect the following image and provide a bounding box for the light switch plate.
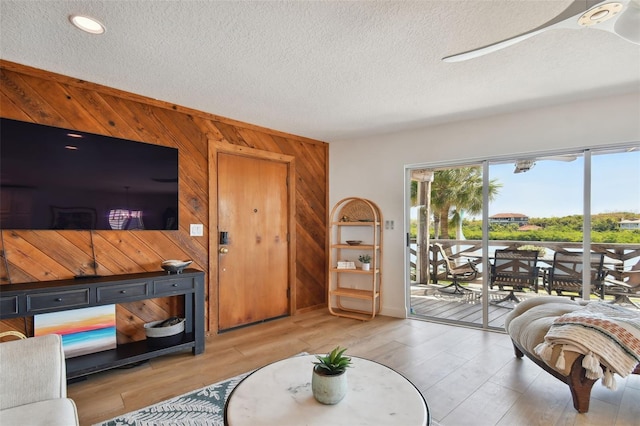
[190,223,204,236]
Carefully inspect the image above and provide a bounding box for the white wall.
[329,92,640,318]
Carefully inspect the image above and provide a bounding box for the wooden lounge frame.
[511,339,640,413]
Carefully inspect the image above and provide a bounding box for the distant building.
[489,213,529,226]
[619,219,640,230]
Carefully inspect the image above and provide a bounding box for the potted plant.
[359,254,372,271]
[312,346,353,404]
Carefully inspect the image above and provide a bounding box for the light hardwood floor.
[69,309,640,426]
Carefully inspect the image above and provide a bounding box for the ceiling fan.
[443,0,640,62]
[514,160,536,173]
[514,155,578,173]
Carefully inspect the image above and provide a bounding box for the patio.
[410,278,640,330]
[409,240,640,329]
[410,283,510,329]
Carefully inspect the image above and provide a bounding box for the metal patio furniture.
[603,260,640,308]
[489,248,539,304]
[543,252,606,299]
[432,243,478,294]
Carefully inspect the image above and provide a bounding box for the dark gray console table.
[0,269,205,379]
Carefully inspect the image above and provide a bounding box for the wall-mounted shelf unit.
[328,197,382,320]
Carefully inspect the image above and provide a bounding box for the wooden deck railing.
[409,239,640,284]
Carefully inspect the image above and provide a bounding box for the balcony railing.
[410,239,640,284]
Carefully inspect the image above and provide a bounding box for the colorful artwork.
[34,305,116,358]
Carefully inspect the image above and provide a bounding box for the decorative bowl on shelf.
[161,259,192,274]
[346,240,362,246]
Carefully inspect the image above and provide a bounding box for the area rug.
[95,353,440,426]
[95,370,252,426]
[96,353,311,426]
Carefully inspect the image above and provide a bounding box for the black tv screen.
[1,118,179,230]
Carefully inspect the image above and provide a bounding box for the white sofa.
[0,334,79,425]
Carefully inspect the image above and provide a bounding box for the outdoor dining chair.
[542,251,606,299]
[432,243,478,294]
[603,260,640,308]
[489,248,539,304]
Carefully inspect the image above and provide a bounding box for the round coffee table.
[224,354,430,425]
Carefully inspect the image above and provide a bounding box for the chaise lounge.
[504,296,640,413]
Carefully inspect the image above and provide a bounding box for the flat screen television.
[1,118,179,230]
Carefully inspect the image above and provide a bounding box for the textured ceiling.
[1,1,639,142]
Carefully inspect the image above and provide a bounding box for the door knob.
[219,247,229,254]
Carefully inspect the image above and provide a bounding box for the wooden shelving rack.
[328,197,382,320]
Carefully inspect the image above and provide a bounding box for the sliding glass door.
[407,145,640,330]
[590,148,640,300]
[408,164,488,327]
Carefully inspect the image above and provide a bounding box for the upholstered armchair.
[0,334,79,425]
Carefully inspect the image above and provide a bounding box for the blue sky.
[488,150,639,218]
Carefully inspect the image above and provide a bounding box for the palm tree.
[410,167,500,284]
[431,167,501,239]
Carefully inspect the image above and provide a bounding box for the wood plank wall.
[0,60,328,340]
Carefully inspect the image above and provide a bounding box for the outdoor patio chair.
[489,248,539,304]
[603,260,640,308]
[433,243,478,294]
[542,252,606,299]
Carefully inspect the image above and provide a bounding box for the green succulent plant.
[358,254,372,263]
[313,346,353,376]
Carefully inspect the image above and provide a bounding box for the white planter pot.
[361,263,370,271]
[312,368,347,405]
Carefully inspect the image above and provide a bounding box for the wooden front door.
[217,151,290,330]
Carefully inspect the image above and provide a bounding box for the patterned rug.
[95,353,440,426]
[95,371,251,426]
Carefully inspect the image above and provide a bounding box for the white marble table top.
[224,354,430,426]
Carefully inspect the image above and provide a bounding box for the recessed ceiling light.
[69,15,105,34]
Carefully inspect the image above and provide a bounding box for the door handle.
[219,247,229,254]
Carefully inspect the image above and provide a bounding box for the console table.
[0,269,205,380]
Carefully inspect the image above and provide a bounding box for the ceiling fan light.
[69,15,105,34]
[591,9,610,20]
[578,2,621,26]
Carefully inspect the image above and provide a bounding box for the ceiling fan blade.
[442,0,611,63]
[442,29,548,63]
[614,0,640,43]
[541,155,578,162]
[513,154,578,173]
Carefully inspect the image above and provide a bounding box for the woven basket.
[339,199,375,222]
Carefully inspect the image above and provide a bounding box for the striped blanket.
[534,302,640,390]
